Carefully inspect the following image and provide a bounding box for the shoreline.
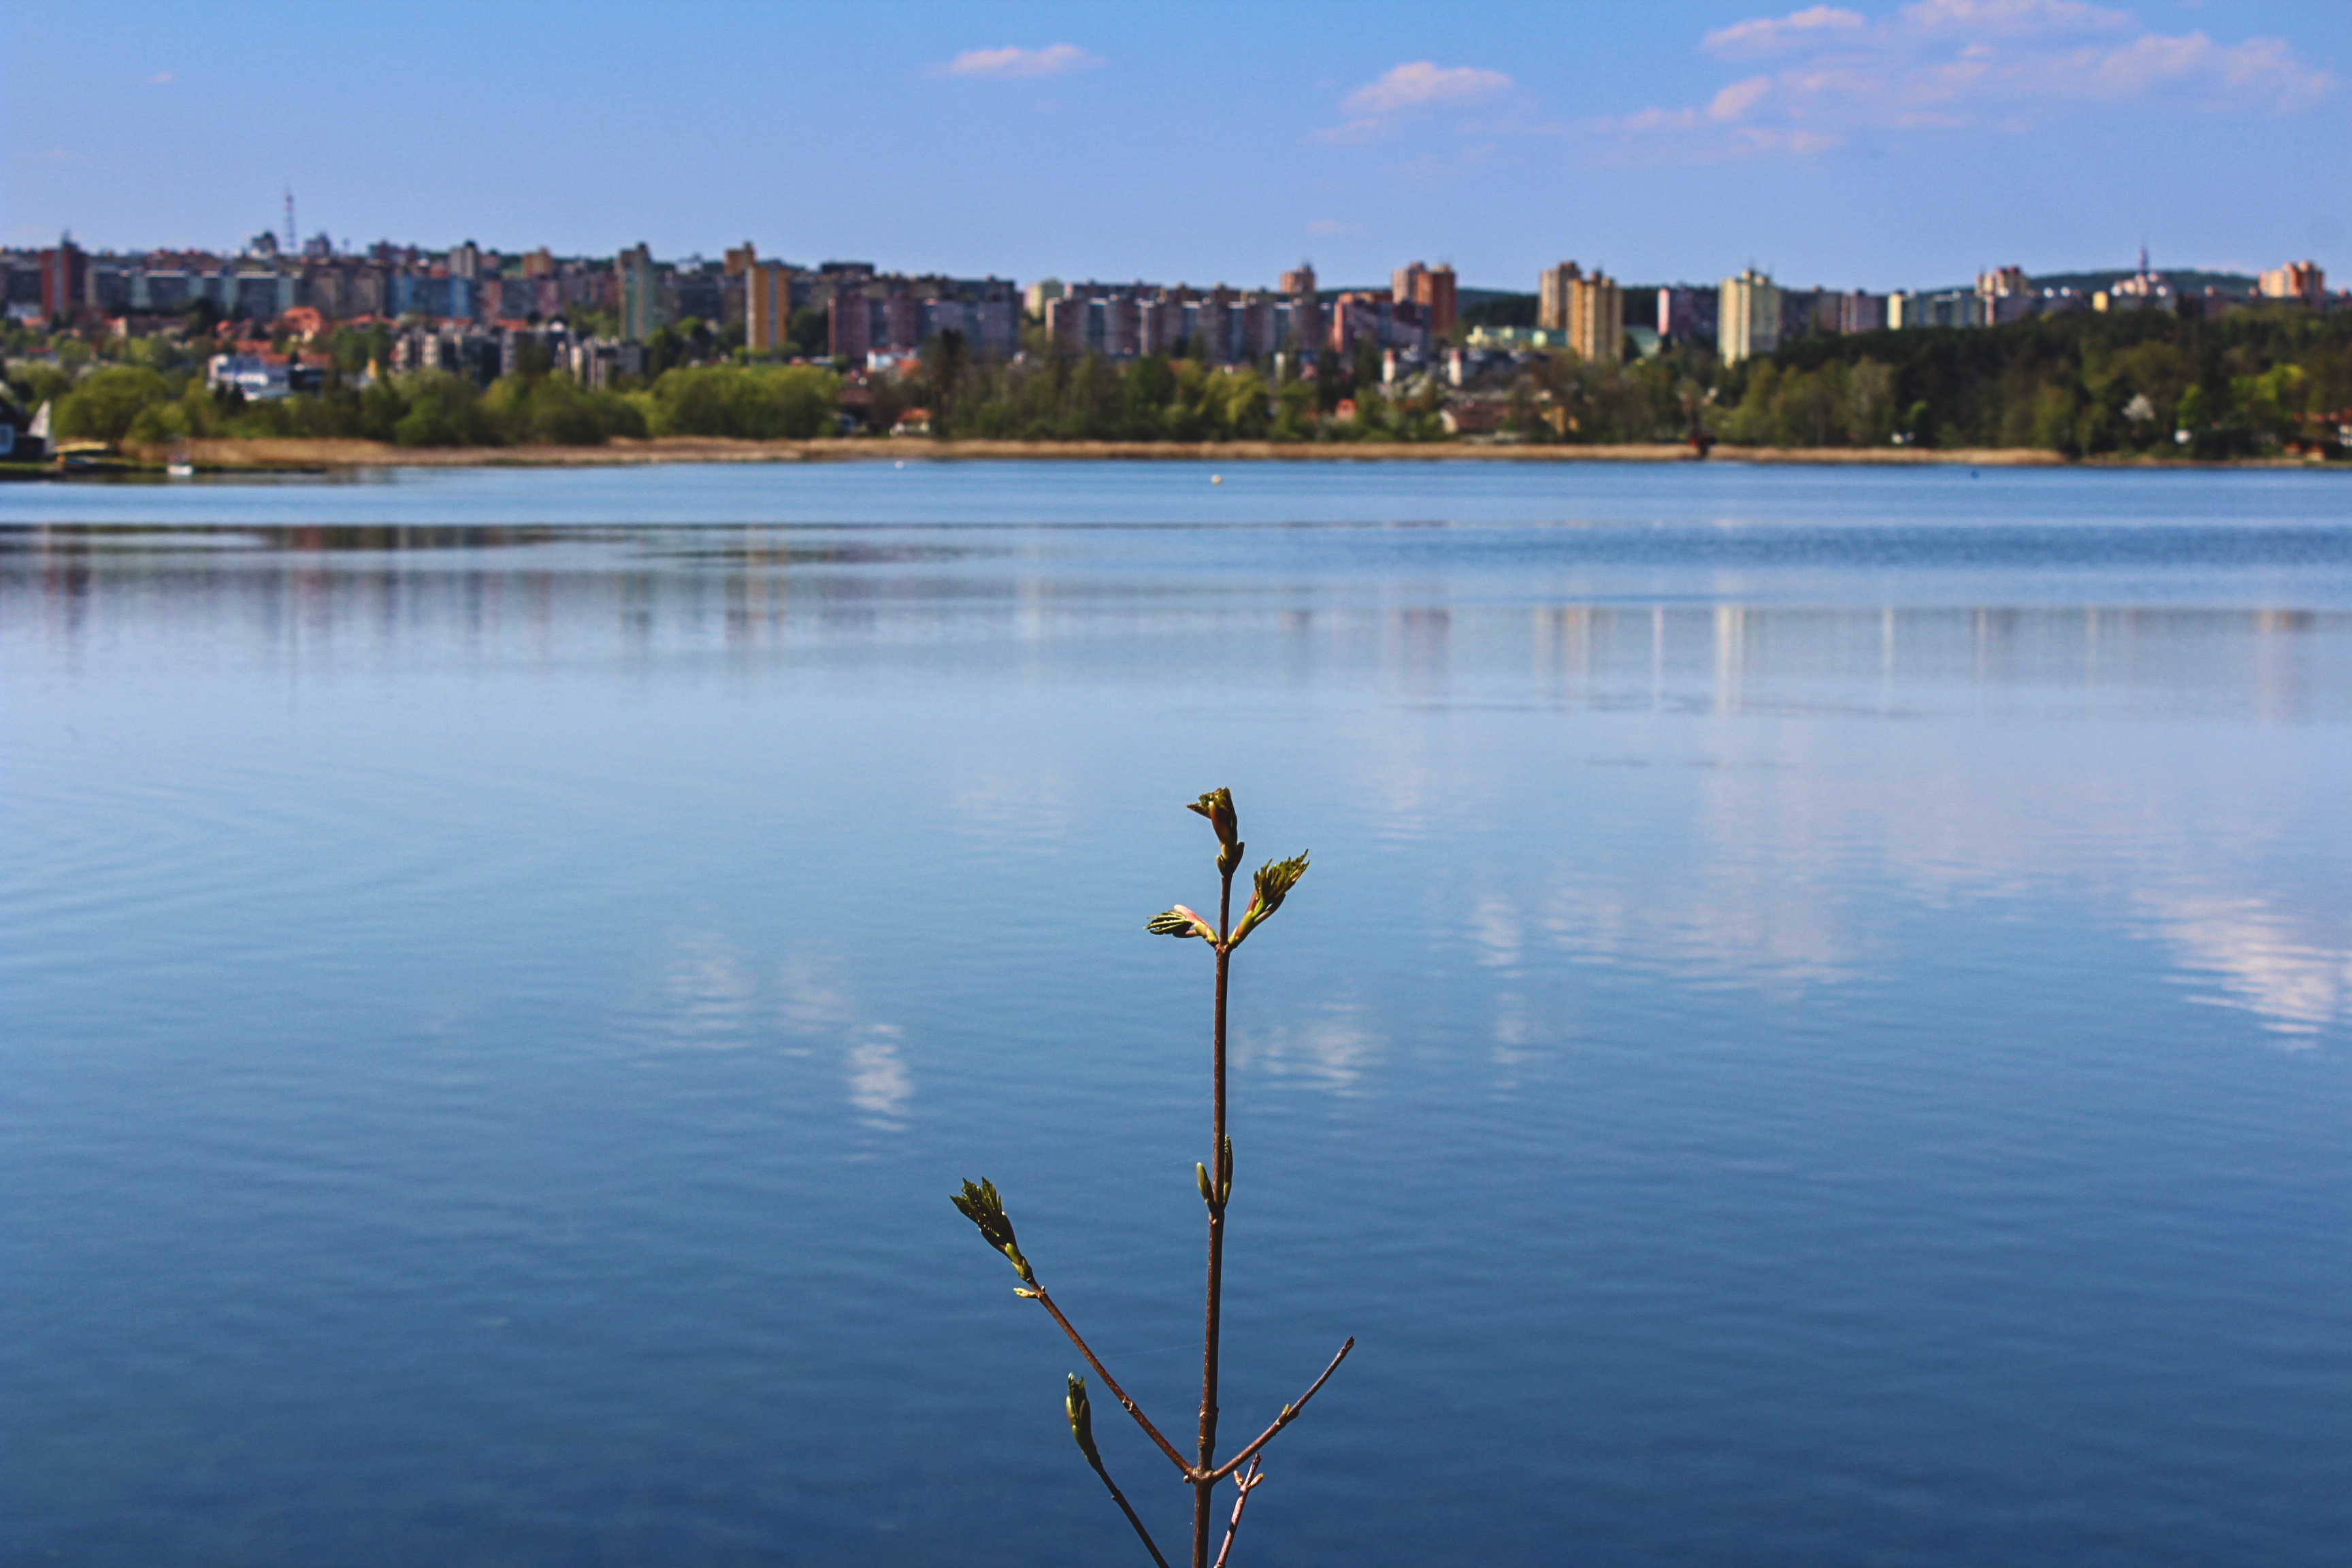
[95,435,2340,472]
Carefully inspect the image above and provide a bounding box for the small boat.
[167,440,195,479]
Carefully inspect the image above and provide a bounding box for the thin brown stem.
[1030,1285,1195,1477]
[1194,861,1237,1568]
[1207,1336,1355,1482]
[1086,1451,1174,1568]
[1209,1456,1264,1568]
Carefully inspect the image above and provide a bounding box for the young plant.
[953,788,1353,1568]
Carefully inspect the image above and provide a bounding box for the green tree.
[391,371,495,446]
[55,365,176,444]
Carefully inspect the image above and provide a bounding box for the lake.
[3,460,2348,1567]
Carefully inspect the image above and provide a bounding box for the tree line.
[1719,305,2351,457]
[7,300,2347,458]
[8,325,840,449]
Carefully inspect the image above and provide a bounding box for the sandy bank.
[140,436,2095,471]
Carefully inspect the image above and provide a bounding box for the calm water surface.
[3,462,2349,1567]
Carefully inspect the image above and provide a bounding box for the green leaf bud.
[1229,851,1309,947]
[1186,787,1239,849]
[951,1177,1034,1282]
[1066,1373,1102,1467]
[1146,904,1218,941]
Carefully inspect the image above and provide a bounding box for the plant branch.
[1029,1284,1197,1477]
[1194,855,1238,1568]
[1208,1337,1355,1482]
[1087,1450,1174,1568]
[1209,1456,1264,1568]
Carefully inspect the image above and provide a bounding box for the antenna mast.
[285,186,296,254]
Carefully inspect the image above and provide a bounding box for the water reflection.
[15,516,2342,1043]
[10,523,2340,717]
[5,474,2348,1567]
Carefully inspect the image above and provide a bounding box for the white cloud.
[1703,5,1867,59]
[1344,61,1514,114]
[936,44,1100,79]
[1312,61,1516,144]
[1603,1,2330,159]
[146,71,174,86]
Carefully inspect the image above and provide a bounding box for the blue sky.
[5,0,2346,291]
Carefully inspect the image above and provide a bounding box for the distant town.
[3,216,2346,463]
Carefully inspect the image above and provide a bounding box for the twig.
[1087,1450,1174,1568]
[1030,1284,1197,1477]
[1209,1456,1264,1568]
[1208,1337,1355,1482]
[1194,855,1238,1568]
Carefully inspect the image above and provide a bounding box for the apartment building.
[2259,261,2325,302]
[1718,268,1781,364]
[618,244,660,342]
[745,260,793,352]
[1392,262,1458,338]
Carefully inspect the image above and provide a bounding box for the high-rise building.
[1280,263,1320,351]
[1537,261,1582,331]
[1825,291,1888,333]
[38,236,85,319]
[1026,278,1064,316]
[1889,291,1984,329]
[725,242,757,277]
[1392,263,1424,312]
[1974,266,2034,325]
[1392,261,1458,338]
[521,248,555,280]
[830,287,875,361]
[1656,286,1718,343]
[2259,261,2325,301]
[1567,270,1621,364]
[449,241,481,281]
[1328,293,1432,358]
[618,244,660,342]
[1976,265,2029,299]
[746,261,793,352]
[1718,268,1781,364]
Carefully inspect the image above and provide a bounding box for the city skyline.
[5,1,2348,291]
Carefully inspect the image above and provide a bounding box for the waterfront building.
[1656,285,1718,344]
[1567,269,1621,364]
[1537,261,1581,331]
[1394,261,1458,338]
[618,244,660,342]
[745,260,792,352]
[1330,291,1432,357]
[1465,325,1565,351]
[39,237,86,319]
[838,275,1021,361]
[1718,268,1780,364]
[206,353,293,399]
[1281,263,1320,352]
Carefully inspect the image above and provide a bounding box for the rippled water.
[4,462,2348,1567]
